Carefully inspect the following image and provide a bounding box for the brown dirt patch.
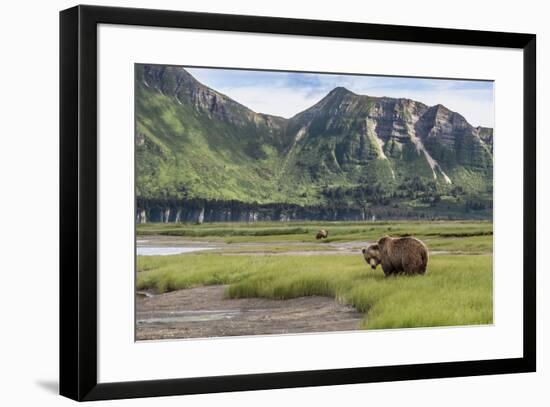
[136,285,363,340]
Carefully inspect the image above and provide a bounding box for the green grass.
[137,220,493,246]
[213,244,337,254]
[137,253,492,329]
[425,235,493,253]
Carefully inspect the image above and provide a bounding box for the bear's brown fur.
[316,229,328,239]
[362,236,428,276]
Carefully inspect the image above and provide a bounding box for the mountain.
[135,64,493,222]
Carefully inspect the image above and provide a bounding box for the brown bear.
[316,229,329,239]
[362,236,428,276]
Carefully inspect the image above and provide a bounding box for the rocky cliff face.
[135,64,493,221]
[283,88,492,187]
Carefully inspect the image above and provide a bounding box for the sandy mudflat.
[136,285,363,340]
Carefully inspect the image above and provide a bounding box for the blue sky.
[187,67,494,127]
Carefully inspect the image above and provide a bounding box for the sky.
[187,67,494,128]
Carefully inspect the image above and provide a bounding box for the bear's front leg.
[381,261,395,277]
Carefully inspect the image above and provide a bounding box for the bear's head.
[362,243,381,270]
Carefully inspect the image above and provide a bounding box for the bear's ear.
[377,236,390,245]
[368,243,379,251]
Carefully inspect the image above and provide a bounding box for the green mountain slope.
[136,65,290,203]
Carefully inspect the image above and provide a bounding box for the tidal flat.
[136,220,493,340]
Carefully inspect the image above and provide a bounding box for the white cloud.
[216,86,329,119]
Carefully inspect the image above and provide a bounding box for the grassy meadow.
[137,220,493,330]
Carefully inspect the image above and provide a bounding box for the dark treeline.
[136,194,492,223]
[137,198,369,223]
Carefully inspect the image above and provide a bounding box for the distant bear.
[362,236,428,276]
[316,229,329,239]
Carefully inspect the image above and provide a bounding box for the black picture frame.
[59,4,536,401]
